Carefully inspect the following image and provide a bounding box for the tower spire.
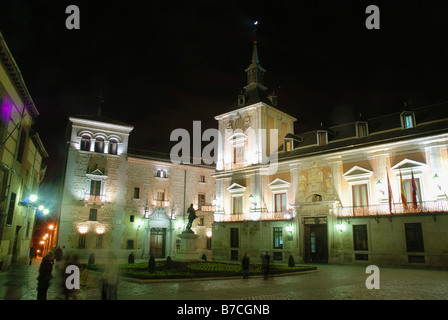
[244,40,267,91]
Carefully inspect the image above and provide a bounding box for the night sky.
[1,1,448,212]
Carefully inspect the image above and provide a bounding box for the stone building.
[0,32,48,270]
[211,41,448,267]
[58,114,215,261]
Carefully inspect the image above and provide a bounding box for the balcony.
[152,200,170,207]
[197,205,215,212]
[84,194,106,203]
[338,199,448,218]
[214,211,295,223]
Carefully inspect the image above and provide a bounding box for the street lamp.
[29,194,38,203]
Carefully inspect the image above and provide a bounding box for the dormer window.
[317,131,328,146]
[401,111,415,129]
[95,137,105,153]
[356,122,368,138]
[284,139,293,152]
[238,94,245,106]
[156,169,167,178]
[80,135,91,151]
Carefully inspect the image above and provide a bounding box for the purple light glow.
[1,96,14,123]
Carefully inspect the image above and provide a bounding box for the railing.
[338,200,448,217]
[197,205,215,212]
[152,200,170,207]
[84,194,106,203]
[214,211,295,222]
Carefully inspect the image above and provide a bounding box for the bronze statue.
[185,203,197,233]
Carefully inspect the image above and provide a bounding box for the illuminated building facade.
[0,32,48,270]
[211,42,448,267]
[58,115,215,261]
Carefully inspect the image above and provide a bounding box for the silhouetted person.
[101,252,119,300]
[242,253,250,279]
[54,246,63,265]
[37,251,54,300]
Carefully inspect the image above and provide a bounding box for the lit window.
[401,112,415,129]
[156,169,166,178]
[274,193,286,212]
[317,131,327,146]
[352,184,369,207]
[273,227,283,249]
[285,140,292,152]
[232,196,242,214]
[356,122,368,138]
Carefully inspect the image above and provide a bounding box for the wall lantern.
[336,218,346,232]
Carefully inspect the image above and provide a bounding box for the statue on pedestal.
[185,203,197,233]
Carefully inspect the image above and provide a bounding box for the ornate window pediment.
[391,159,425,174]
[343,166,373,181]
[268,178,291,191]
[227,183,246,196]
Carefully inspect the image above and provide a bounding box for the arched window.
[80,135,91,151]
[108,139,118,155]
[95,137,105,153]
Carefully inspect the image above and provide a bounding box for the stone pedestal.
[174,232,199,262]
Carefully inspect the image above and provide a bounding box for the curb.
[117,268,320,284]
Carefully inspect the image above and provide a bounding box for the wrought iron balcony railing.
[214,211,295,222]
[338,199,448,217]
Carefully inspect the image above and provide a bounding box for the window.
[80,135,91,151]
[156,190,165,201]
[274,193,287,212]
[356,122,368,138]
[88,209,97,221]
[78,234,86,249]
[285,140,292,152]
[90,180,101,196]
[94,137,105,153]
[130,215,134,223]
[353,225,368,251]
[108,139,118,155]
[352,184,369,207]
[156,169,166,178]
[199,175,206,183]
[402,178,422,205]
[273,227,283,249]
[317,131,327,146]
[134,187,140,199]
[6,192,16,225]
[198,193,205,210]
[96,234,103,249]
[230,228,239,248]
[126,240,134,249]
[232,196,242,214]
[17,128,26,163]
[233,146,244,164]
[405,223,424,252]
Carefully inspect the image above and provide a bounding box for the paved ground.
[1,257,448,300]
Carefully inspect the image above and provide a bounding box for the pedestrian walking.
[54,246,63,265]
[262,251,270,279]
[37,251,54,300]
[101,252,119,300]
[78,264,89,300]
[29,247,36,265]
[242,253,250,279]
